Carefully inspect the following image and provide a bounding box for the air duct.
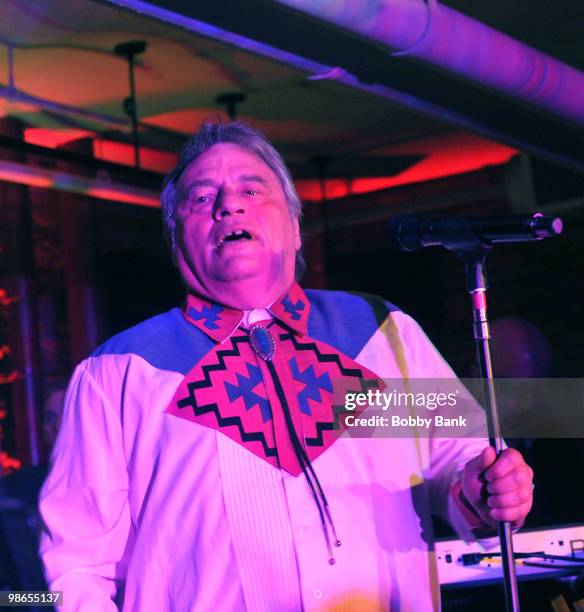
[273,0,584,126]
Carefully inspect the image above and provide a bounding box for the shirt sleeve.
[39,359,131,611]
[396,312,497,544]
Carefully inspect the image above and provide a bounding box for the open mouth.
[216,229,253,248]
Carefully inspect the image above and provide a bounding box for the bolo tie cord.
[265,359,342,565]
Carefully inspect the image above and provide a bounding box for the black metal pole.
[114,40,147,169]
[216,92,246,121]
[466,258,520,612]
[127,53,140,168]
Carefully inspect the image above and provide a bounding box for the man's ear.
[293,216,301,251]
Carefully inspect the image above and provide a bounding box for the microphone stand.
[438,218,520,612]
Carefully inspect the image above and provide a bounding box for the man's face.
[174,143,301,308]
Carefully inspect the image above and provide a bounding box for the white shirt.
[39,295,489,611]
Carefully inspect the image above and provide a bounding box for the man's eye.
[192,194,215,205]
[179,194,213,213]
[245,189,258,196]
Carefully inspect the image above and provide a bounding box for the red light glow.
[24,128,93,149]
[86,187,160,207]
[93,140,177,173]
[295,132,517,201]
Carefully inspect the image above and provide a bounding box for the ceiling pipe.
[1,37,130,129]
[273,0,584,126]
[0,84,129,128]
[0,158,160,207]
[0,83,187,145]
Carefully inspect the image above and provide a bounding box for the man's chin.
[215,263,264,283]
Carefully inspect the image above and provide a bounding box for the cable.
[461,550,584,568]
[521,561,584,570]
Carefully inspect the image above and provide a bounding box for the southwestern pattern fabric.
[167,317,381,476]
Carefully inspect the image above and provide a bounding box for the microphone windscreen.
[387,215,423,251]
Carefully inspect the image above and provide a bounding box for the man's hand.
[460,447,533,529]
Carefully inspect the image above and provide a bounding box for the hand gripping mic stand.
[435,218,520,611]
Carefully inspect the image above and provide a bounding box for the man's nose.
[213,190,245,219]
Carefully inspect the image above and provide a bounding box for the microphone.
[387,213,563,252]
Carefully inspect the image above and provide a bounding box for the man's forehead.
[180,143,277,183]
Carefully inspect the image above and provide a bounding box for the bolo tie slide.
[249,324,276,361]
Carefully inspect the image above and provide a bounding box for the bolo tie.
[249,322,342,565]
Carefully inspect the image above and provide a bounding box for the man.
[40,122,533,611]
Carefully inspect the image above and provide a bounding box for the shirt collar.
[269,282,309,335]
[183,282,310,342]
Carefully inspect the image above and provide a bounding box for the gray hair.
[161,121,303,264]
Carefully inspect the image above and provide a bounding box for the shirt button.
[302,524,311,533]
[314,589,322,599]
